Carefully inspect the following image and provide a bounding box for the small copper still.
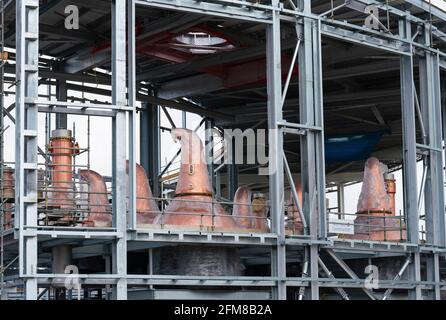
[233,187,269,232]
[79,169,112,227]
[286,183,304,235]
[126,161,160,225]
[347,157,405,241]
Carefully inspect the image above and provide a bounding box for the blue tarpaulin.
[324,130,385,164]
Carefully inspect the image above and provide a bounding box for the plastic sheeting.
[325,131,385,164]
[356,157,390,212]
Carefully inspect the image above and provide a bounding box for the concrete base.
[154,245,244,276]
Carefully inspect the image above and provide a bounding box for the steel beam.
[297,0,326,300]
[419,24,445,247]
[15,0,39,300]
[128,0,137,230]
[55,62,67,129]
[399,16,422,297]
[140,98,160,198]
[205,119,215,191]
[399,16,419,246]
[266,0,286,300]
[135,0,273,24]
[111,0,128,300]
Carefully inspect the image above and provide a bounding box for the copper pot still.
[154,128,237,229]
[126,161,160,225]
[152,128,244,276]
[79,169,112,227]
[347,157,405,241]
[233,187,269,232]
[356,157,390,213]
[286,183,304,235]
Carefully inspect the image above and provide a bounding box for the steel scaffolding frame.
[5,0,446,300]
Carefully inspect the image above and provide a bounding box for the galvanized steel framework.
[6,0,446,299]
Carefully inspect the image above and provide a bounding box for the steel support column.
[111,0,127,300]
[227,142,238,201]
[399,16,422,300]
[266,0,286,300]
[55,63,68,129]
[297,0,326,300]
[127,0,137,230]
[15,0,39,300]
[140,98,160,198]
[419,24,445,300]
[205,119,215,190]
[419,26,445,247]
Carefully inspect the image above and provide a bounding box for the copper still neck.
[384,173,396,216]
[356,157,390,213]
[171,128,212,197]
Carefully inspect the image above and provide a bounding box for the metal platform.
[1,0,446,300]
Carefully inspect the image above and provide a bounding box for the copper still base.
[156,195,238,229]
[343,210,406,241]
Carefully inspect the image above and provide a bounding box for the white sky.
[429,0,446,11]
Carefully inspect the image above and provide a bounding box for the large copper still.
[154,128,237,229]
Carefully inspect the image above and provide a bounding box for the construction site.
[0,0,446,300]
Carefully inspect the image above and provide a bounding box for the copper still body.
[347,157,405,241]
[233,187,269,232]
[286,183,304,235]
[46,129,79,212]
[1,167,14,200]
[79,169,112,227]
[126,161,160,225]
[154,128,237,229]
[1,167,15,228]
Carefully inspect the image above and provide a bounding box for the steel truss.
[5,0,446,300]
